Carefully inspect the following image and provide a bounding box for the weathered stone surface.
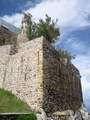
[43,39,83,113]
[0,37,44,111]
[0,17,84,119]
[0,36,83,114]
[0,25,17,46]
[79,104,89,120]
[0,25,18,55]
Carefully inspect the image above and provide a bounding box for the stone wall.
[0,36,83,114]
[0,26,17,46]
[0,37,44,111]
[43,39,83,113]
[0,25,18,55]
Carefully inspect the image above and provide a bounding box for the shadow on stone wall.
[42,40,83,114]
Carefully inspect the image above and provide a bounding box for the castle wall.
[0,45,11,55]
[0,36,83,113]
[0,54,10,88]
[0,26,18,55]
[0,26,17,46]
[0,37,44,110]
[42,39,83,113]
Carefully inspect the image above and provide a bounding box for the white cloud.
[66,38,86,49]
[2,0,90,29]
[27,0,90,29]
[73,54,90,109]
[2,13,23,27]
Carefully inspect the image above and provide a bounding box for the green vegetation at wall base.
[0,88,31,113]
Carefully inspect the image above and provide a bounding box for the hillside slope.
[0,88,31,113]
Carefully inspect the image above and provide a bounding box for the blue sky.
[0,0,90,112]
[0,0,43,16]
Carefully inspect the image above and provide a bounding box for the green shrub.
[58,49,75,62]
[26,14,60,43]
[16,113,37,120]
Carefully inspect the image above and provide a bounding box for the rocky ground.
[37,105,90,120]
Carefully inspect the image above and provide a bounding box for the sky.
[0,0,90,112]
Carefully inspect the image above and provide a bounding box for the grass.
[0,88,31,113]
[16,114,37,120]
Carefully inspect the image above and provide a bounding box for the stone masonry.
[0,15,83,117]
[0,36,44,111]
[0,35,83,113]
[0,25,18,55]
[43,39,83,113]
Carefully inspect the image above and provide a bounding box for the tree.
[26,14,60,43]
[25,13,75,62]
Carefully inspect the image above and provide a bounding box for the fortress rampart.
[0,34,83,113]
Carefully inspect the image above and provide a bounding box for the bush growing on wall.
[26,14,60,43]
[58,49,75,62]
[25,13,74,62]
